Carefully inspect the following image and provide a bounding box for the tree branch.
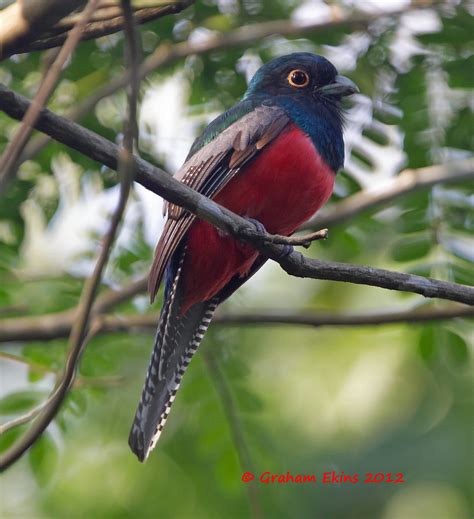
[1,304,472,344]
[202,348,262,519]
[213,305,474,328]
[0,0,100,192]
[306,160,474,230]
[0,0,86,61]
[1,83,473,306]
[0,276,149,342]
[0,1,194,59]
[0,2,138,470]
[93,276,148,313]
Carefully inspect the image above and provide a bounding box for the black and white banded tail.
[128,249,218,461]
[129,240,266,462]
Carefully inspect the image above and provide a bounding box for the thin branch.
[202,349,262,519]
[0,393,54,436]
[0,351,52,374]
[261,228,328,248]
[0,304,29,316]
[54,2,188,30]
[0,322,108,440]
[305,160,474,230]
[0,0,100,193]
[0,84,473,306]
[121,0,141,149]
[213,305,474,328]
[0,0,86,60]
[0,2,138,470]
[11,1,194,56]
[91,304,474,331]
[0,351,125,386]
[93,276,147,313]
[0,381,123,436]
[0,304,472,344]
[0,276,149,343]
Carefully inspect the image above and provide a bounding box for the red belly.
[180,124,335,311]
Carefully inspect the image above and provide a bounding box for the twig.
[0,393,54,436]
[120,0,141,149]
[0,0,86,60]
[256,228,328,248]
[0,304,29,316]
[0,351,53,374]
[0,2,139,470]
[0,371,124,436]
[0,276,148,342]
[0,0,100,193]
[213,305,474,328]
[93,276,147,313]
[0,304,471,343]
[11,1,194,56]
[305,161,474,230]
[0,321,106,438]
[55,2,180,29]
[0,84,472,306]
[202,349,262,519]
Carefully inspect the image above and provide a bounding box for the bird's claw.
[275,244,294,259]
[243,217,294,257]
[244,217,267,234]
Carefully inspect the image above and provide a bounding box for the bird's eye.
[288,69,310,88]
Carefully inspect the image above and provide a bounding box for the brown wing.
[148,105,290,302]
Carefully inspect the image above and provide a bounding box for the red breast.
[180,124,335,312]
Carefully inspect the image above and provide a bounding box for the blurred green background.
[0,1,473,518]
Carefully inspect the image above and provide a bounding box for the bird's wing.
[148,104,290,301]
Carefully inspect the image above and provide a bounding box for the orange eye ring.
[288,69,310,88]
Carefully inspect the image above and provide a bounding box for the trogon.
[129,52,358,461]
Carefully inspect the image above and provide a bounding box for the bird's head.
[244,52,358,102]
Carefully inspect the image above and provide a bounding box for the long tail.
[128,251,218,461]
[129,249,267,462]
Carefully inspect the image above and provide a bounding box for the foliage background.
[0,0,472,518]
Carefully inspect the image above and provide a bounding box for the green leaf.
[451,262,474,286]
[396,208,429,234]
[418,326,437,364]
[443,330,469,368]
[0,391,45,415]
[391,234,432,262]
[407,263,433,279]
[65,390,88,417]
[0,425,26,453]
[445,55,474,89]
[29,433,58,486]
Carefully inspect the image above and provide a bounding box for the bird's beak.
[318,75,359,97]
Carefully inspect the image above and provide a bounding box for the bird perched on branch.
[129,52,358,461]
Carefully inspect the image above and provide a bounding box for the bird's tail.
[128,253,218,462]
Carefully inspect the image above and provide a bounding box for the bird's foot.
[275,243,294,259]
[243,217,294,258]
[244,217,267,235]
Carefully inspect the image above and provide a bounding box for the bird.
[128,52,358,461]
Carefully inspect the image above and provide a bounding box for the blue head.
[245,52,358,171]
